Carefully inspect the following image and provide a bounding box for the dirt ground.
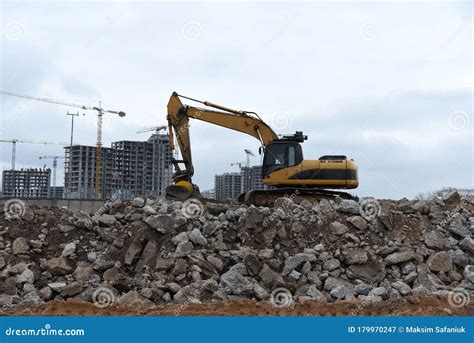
[2,296,472,316]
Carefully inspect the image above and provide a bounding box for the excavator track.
[240,188,357,207]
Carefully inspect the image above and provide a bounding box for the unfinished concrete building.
[215,172,242,200]
[2,168,51,198]
[63,134,173,199]
[63,146,114,199]
[147,134,174,196]
[240,165,269,192]
[111,134,173,198]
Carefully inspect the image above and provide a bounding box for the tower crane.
[0,90,126,199]
[136,125,179,160]
[136,125,167,134]
[230,162,244,168]
[231,150,255,169]
[244,149,255,169]
[39,155,65,189]
[0,139,67,170]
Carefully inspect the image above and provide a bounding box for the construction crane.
[39,155,65,189]
[230,162,244,168]
[0,139,67,170]
[0,90,126,199]
[231,150,255,169]
[136,125,167,134]
[67,111,85,146]
[136,125,181,160]
[244,149,255,169]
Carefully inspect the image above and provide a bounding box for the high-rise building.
[201,189,216,199]
[2,168,51,198]
[240,165,268,192]
[147,134,174,196]
[63,134,173,199]
[50,186,64,199]
[63,145,114,199]
[214,172,242,200]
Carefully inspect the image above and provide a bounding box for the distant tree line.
[415,187,457,200]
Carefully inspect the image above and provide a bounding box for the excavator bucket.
[165,181,202,201]
[165,184,193,200]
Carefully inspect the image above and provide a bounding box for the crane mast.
[39,155,65,190]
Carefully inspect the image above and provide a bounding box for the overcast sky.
[1,0,472,199]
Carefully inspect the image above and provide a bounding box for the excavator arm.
[166,92,278,199]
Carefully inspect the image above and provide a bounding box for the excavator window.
[288,146,296,166]
[262,141,303,177]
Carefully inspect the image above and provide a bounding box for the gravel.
[0,191,472,309]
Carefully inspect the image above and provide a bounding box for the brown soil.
[2,296,473,316]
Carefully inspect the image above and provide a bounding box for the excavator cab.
[262,141,303,177]
[260,131,359,190]
[262,132,306,178]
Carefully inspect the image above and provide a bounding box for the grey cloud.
[0,1,471,199]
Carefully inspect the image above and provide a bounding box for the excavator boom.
[166,92,277,198]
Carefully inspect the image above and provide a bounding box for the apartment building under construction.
[214,172,242,201]
[214,165,270,200]
[2,168,51,198]
[241,165,268,192]
[64,134,173,199]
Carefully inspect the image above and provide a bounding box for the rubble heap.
[0,191,472,310]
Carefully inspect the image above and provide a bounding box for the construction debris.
[0,193,472,312]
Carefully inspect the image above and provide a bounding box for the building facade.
[214,165,269,201]
[2,168,51,198]
[214,172,242,200]
[63,145,114,199]
[201,189,216,199]
[240,165,268,192]
[49,186,64,199]
[63,134,173,199]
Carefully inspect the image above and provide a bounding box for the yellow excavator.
[166,92,358,206]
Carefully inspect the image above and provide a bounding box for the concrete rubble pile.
[0,190,472,310]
